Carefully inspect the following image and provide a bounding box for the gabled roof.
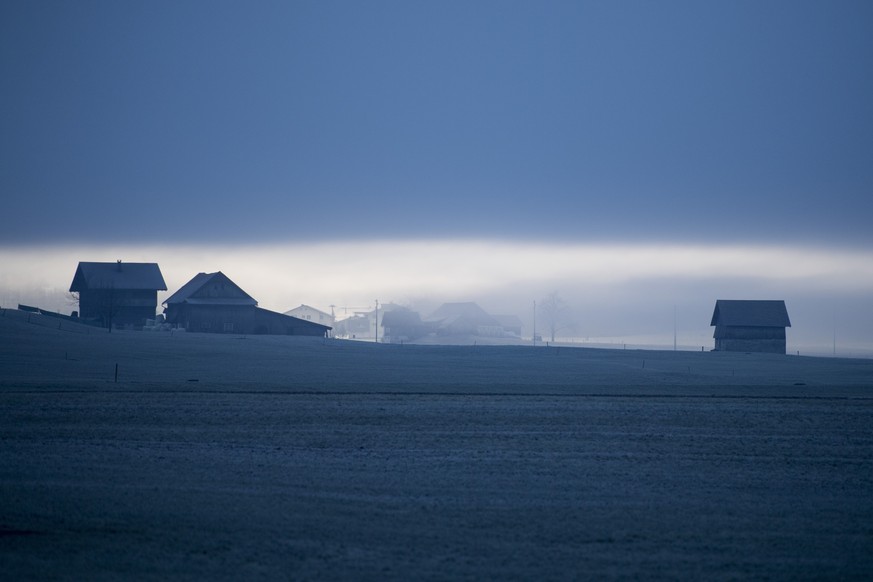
[164,272,257,306]
[710,300,791,328]
[70,261,167,292]
[164,272,212,305]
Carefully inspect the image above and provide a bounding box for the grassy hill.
[2,308,872,395]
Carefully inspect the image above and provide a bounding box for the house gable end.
[189,272,256,303]
[165,272,257,307]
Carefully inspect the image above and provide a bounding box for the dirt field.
[2,311,872,579]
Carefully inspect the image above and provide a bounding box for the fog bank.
[1,240,871,356]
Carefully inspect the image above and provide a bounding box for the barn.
[164,272,330,336]
[710,300,791,354]
[69,261,167,329]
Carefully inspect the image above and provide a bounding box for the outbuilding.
[69,261,167,329]
[710,300,791,354]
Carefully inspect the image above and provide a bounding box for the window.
[224,322,234,332]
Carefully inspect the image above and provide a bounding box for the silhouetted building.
[164,272,330,336]
[381,308,437,343]
[710,300,791,354]
[69,261,167,329]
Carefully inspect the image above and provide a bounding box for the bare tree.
[76,285,121,332]
[66,291,80,313]
[538,291,574,343]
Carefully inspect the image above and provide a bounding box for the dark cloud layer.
[2,1,872,245]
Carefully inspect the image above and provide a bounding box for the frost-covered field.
[2,310,872,579]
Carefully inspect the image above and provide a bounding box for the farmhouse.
[285,304,335,327]
[69,261,167,329]
[710,299,791,354]
[164,272,330,336]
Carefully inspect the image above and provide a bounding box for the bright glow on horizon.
[2,240,872,309]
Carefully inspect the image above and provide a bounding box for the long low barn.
[164,272,330,336]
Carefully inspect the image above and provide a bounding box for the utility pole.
[532,300,537,346]
[673,305,677,351]
[374,299,379,343]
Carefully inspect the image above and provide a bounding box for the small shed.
[710,300,791,354]
[69,261,167,328]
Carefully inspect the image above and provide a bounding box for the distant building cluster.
[334,301,522,343]
[59,260,795,353]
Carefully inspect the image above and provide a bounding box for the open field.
[2,310,872,579]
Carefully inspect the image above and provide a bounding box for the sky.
[1,1,872,353]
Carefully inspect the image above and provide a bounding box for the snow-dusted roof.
[710,300,791,328]
[164,272,257,306]
[69,261,167,292]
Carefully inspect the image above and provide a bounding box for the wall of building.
[714,338,787,354]
[713,326,787,353]
[166,304,328,336]
[79,289,158,328]
[166,304,255,333]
